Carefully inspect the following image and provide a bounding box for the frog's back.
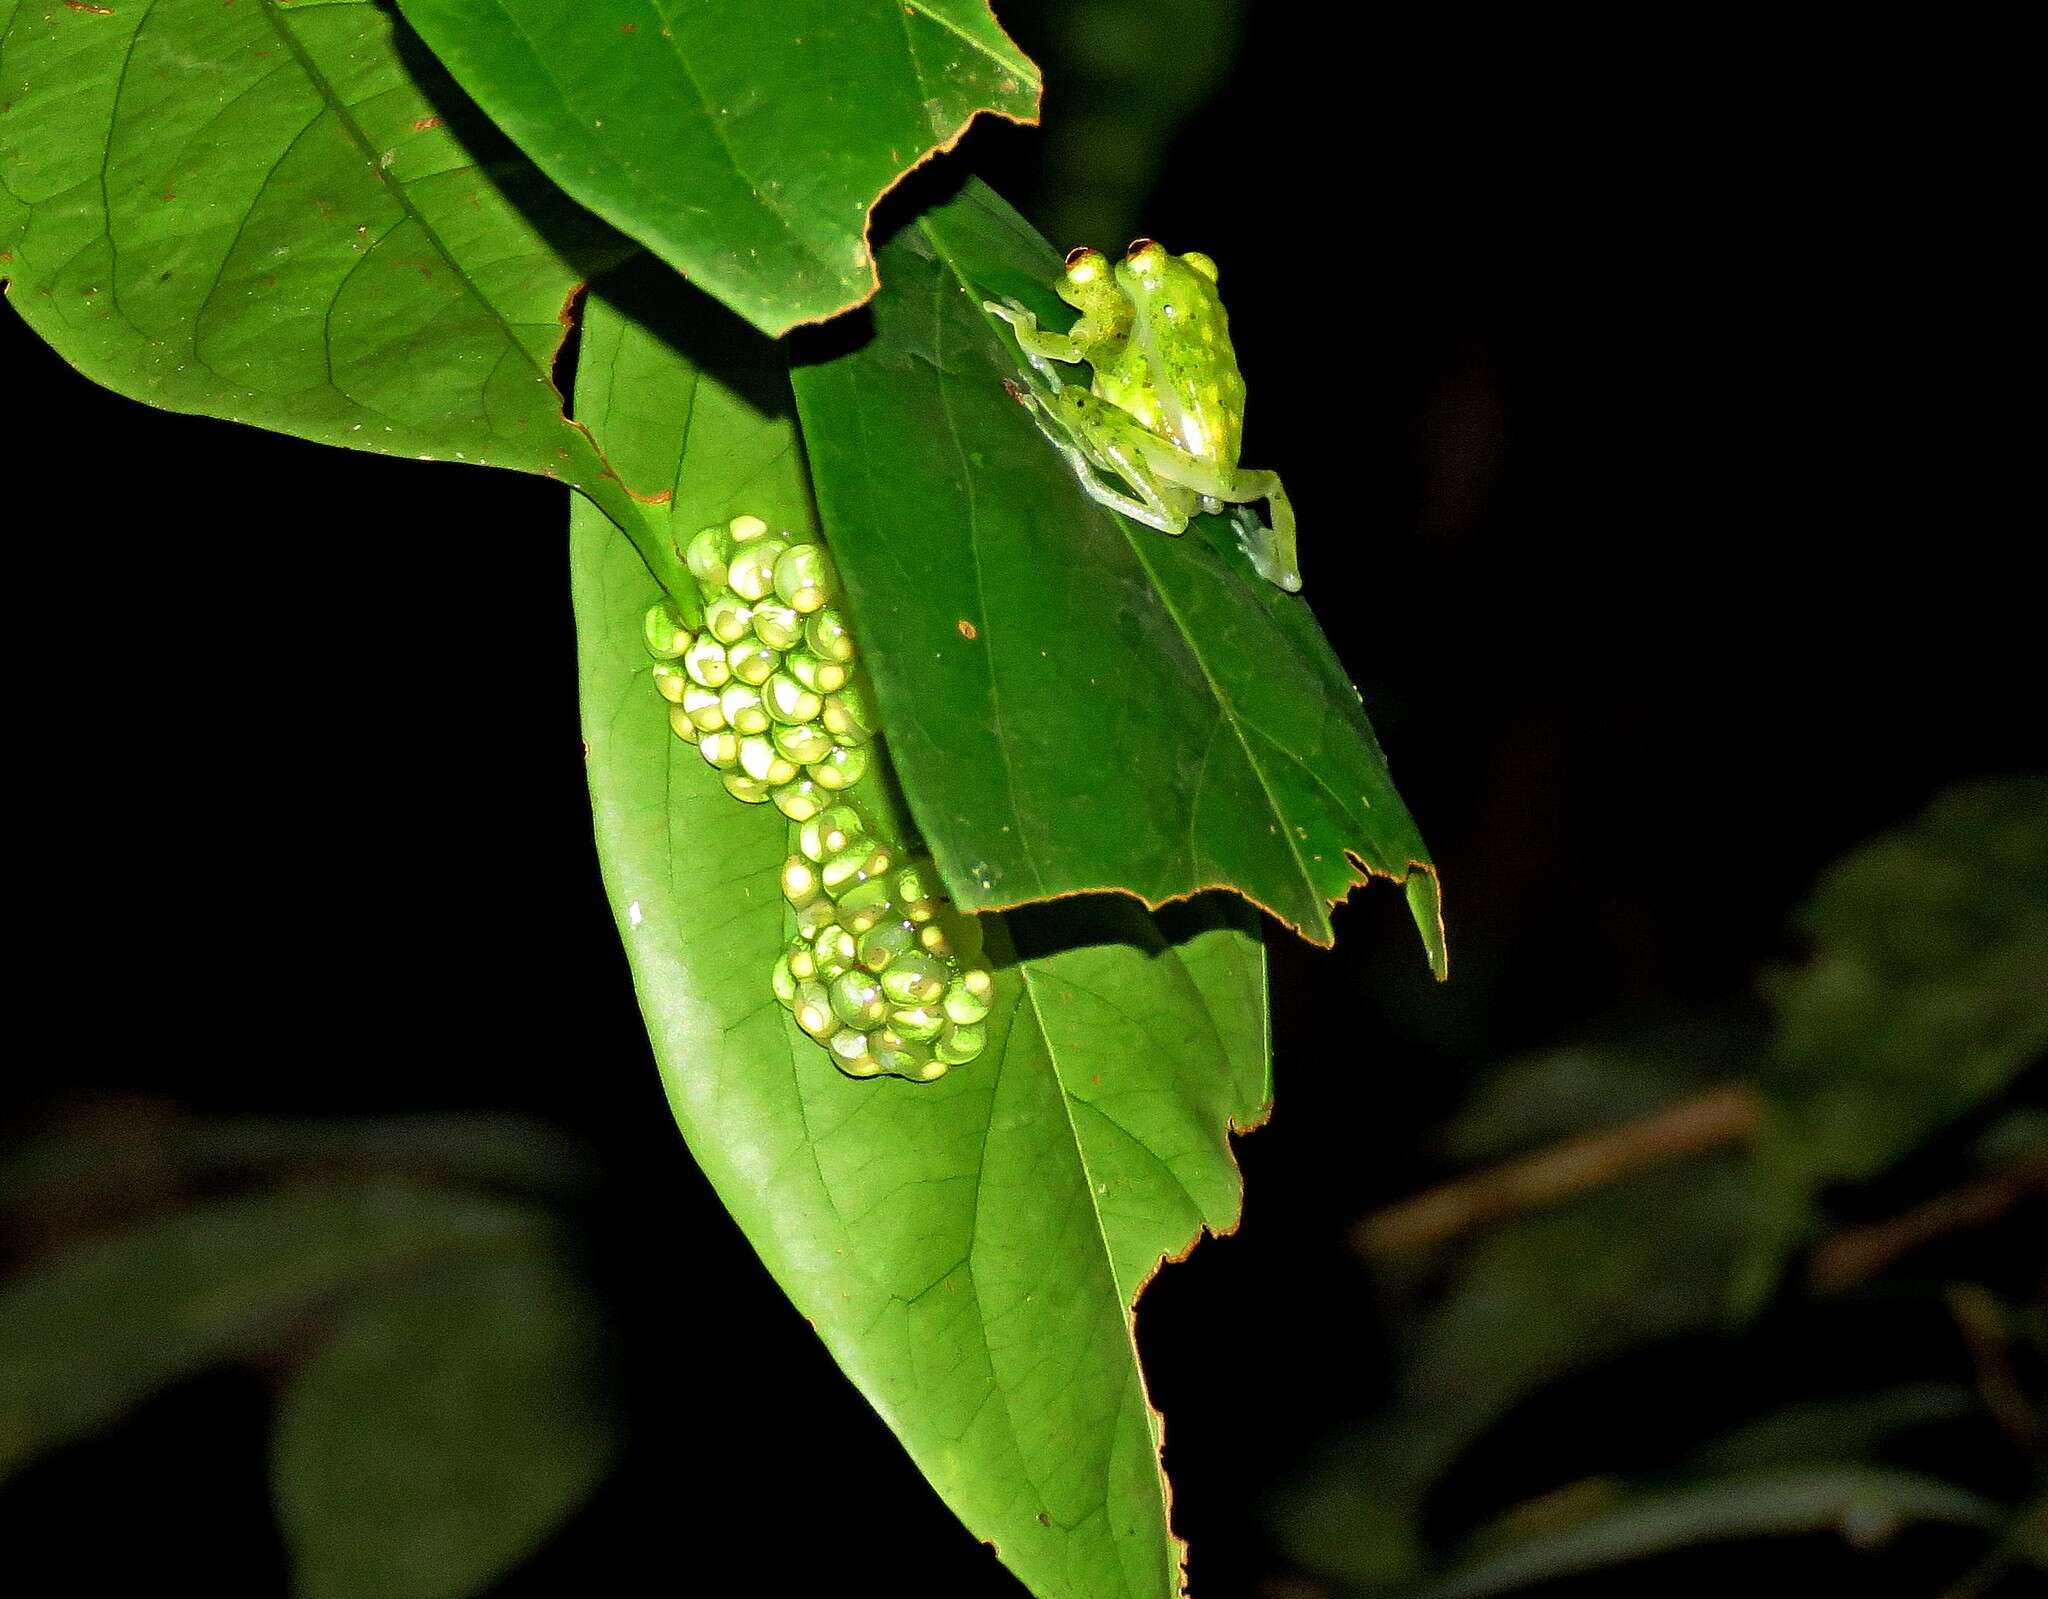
[1129,256,1246,469]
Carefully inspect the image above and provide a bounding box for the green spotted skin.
[643,513,993,1082]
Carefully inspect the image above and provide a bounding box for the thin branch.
[1806,1156,2048,1292]
[1351,1085,1764,1259]
[1944,1281,2047,1454]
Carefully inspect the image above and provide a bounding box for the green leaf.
[1682,1386,1979,1477]
[1272,1159,1761,1589]
[0,1182,552,1480]
[394,0,1040,336]
[0,1113,598,1214]
[1736,777,2048,1303]
[1414,1469,1999,1599]
[790,179,1444,960]
[273,1247,617,1599]
[570,269,1270,1599]
[1443,1033,1745,1166]
[0,0,685,598]
[1764,776,2048,1183]
[1404,1160,1759,1450]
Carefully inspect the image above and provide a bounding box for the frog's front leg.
[982,297,1087,371]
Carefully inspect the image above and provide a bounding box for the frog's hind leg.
[1132,434,1303,591]
[1002,382,1174,531]
[1072,462,1185,534]
[1046,428,1183,533]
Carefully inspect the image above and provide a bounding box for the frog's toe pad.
[1232,515,1303,592]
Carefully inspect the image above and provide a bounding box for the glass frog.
[983,240,1301,592]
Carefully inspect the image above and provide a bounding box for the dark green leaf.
[394,0,1040,336]
[1271,1159,1760,1588]
[1267,1422,1437,1590]
[1443,1033,1745,1166]
[1403,1158,1760,1465]
[1683,1386,1979,1476]
[273,1246,616,1599]
[1764,776,2048,1182]
[1737,777,2048,1303]
[0,0,685,597]
[1415,1469,1999,1599]
[0,1182,551,1480]
[0,1113,597,1214]
[570,270,1270,1599]
[790,179,1444,959]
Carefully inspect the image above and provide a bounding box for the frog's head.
[1055,246,1129,330]
[1115,240,1222,319]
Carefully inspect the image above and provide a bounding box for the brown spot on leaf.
[956,619,978,640]
[411,115,443,132]
[618,20,636,31]
[556,278,588,331]
[63,1,115,13]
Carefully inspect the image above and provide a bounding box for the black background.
[2,7,2036,1596]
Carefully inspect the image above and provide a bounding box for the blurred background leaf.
[1,1181,552,1479]
[0,1117,617,1599]
[273,1249,617,1599]
[1271,779,2047,1597]
[1412,1468,2002,1599]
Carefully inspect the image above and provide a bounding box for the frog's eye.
[1123,238,1166,279]
[1182,251,1220,284]
[1062,246,1107,285]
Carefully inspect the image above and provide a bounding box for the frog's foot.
[1223,508,1296,592]
[1228,506,1303,593]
